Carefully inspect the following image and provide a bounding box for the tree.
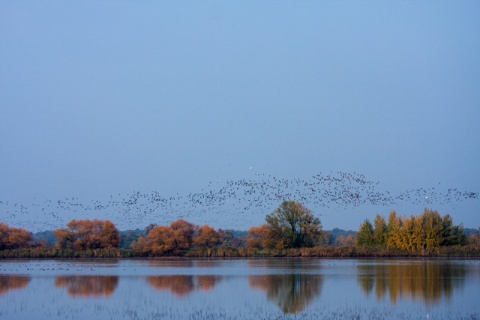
[171,219,197,250]
[320,231,333,246]
[411,215,426,250]
[356,219,375,247]
[373,214,388,246]
[246,224,274,249]
[386,210,402,249]
[98,220,120,248]
[471,227,480,245]
[334,234,356,246]
[193,225,220,248]
[0,223,32,250]
[441,214,466,246]
[265,200,321,248]
[131,219,199,255]
[218,229,234,248]
[54,219,120,250]
[422,209,443,250]
[400,215,416,251]
[218,229,246,248]
[147,226,175,255]
[379,209,466,252]
[130,235,150,253]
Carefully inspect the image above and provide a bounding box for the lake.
[0,258,479,319]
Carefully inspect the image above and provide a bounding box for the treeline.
[356,209,469,251]
[130,220,240,256]
[1,201,479,258]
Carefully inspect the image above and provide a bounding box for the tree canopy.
[359,209,467,251]
[54,219,120,251]
[356,220,375,247]
[130,219,224,255]
[263,200,322,249]
[0,223,32,250]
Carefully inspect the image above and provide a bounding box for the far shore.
[1,245,479,259]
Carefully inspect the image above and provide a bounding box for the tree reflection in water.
[357,261,468,305]
[55,275,119,297]
[196,275,222,291]
[247,258,324,314]
[147,275,223,297]
[148,260,195,268]
[249,274,323,314]
[0,275,31,295]
[247,258,323,271]
[148,275,195,297]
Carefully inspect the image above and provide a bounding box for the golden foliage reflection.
[0,275,31,295]
[357,262,467,305]
[55,275,119,297]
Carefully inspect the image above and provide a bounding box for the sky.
[1,1,479,232]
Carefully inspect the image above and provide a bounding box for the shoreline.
[1,245,479,259]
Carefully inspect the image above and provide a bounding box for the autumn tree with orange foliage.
[131,219,198,255]
[193,225,221,248]
[147,226,176,255]
[171,219,197,250]
[54,219,120,251]
[0,223,32,250]
[246,224,274,249]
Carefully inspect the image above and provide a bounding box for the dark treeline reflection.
[147,275,223,296]
[147,259,224,269]
[248,258,323,271]
[357,262,468,305]
[249,274,323,314]
[148,260,195,268]
[0,275,31,295]
[55,275,119,297]
[247,259,324,314]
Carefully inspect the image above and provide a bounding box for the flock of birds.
[1,171,478,232]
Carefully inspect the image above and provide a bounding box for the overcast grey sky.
[1,1,479,232]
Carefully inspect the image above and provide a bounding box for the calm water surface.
[0,258,479,319]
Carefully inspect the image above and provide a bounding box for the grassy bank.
[1,245,479,259]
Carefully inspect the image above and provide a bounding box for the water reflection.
[246,259,324,314]
[55,275,119,297]
[1,259,479,319]
[0,275,31,295]
[148,260,195,268]
[147,275,223,296]
[148,259,225,269]
[148,275,195,296]
[249,274,323,314]
[248,258,323,271]
[357,261,467,305]
[196,275,222,291]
